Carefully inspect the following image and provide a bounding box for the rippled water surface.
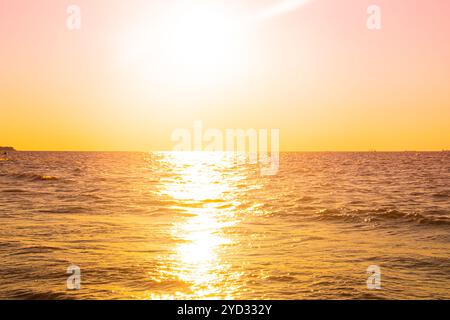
[0,152,449,299]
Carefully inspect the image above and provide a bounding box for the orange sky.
[1,0,449,151]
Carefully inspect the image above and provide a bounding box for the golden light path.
[151,152,245,299]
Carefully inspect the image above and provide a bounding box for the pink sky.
[1,0,449,151]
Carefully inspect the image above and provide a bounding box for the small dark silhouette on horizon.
[0,146,16,156]
[0,147,15,152]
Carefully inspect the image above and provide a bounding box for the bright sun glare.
[119,5,248,87]
[117,1,313,90]
[163,8,242,70]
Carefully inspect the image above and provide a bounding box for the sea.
[0,151,449,299]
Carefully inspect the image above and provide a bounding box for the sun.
[163,7,242,72]
[118,4,249,88]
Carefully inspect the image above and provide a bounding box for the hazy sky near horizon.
[1,0,449,151]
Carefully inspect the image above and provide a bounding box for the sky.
[1,0,449,151]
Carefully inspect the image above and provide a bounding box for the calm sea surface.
[0,151,449,299]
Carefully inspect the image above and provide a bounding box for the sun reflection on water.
[153,152,243,299]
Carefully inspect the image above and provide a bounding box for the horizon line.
[5,149,450,153]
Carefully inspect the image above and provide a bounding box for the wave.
[433,191,449,199]
[5,288,70,300]
[8,245,61,256]
[36,206,88,214]
[1,188,28,193]
[314,208,450,226]
[0,172,59,182]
